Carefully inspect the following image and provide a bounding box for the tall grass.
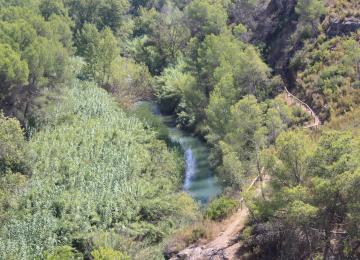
[0,81,196,259]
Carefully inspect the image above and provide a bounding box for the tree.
[219,141,245,188]
[152,3,190,65]
[295,0,326,38]
[249,130,360,259]
[295,0,326,23]
[107,56,153,104]
[342,38,360,80]
[205,74,235,143]
[155,63,188,114]
[45,246,83,260]
[265,130,313,186]
[23,37,69,88]
[98,0,130,31]
[225,95,264,161]
[39,0,67,21]
[48,14,74,51]
[155,60,204,128]
[185,0,227,39]
[0,20,37,52]
[233,46,272,100]
[0,43,29,99]
[64,0,130,33]
[80,24,119,85]
[133,4,190,74]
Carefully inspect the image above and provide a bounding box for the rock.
[231,0,298,72]
[326,17,360,38]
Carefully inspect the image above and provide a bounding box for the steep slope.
[233,0,360,123]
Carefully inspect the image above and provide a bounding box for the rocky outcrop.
[325,17,360,38]
[231,0,299,74]
[252,0,298,72]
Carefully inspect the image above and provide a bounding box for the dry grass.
[325,0,360,20]
[325,107,360,135]
[164,220,225,255]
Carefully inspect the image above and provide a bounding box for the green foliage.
[232,23,248,40]
[295,0,326,23]
[132,3,190,74]
[132,103,170,141]
[0,113,28,175]
[0,82,196,259]
[205,196,239,221]
[0,6,71,89]
[79,24,120,85]
[205,91,307,188]
[91,247,129,260]
[0,113,29,224]
[45,245,83,260]
[247,130,360,259]
[39,0,67,21]
[65,0,130,33]
[155,61,196,115]
[0,43,29,96]
[107,56,153,104]
[0,3,72,125]
[269,130,313,185]
[294,0,326,40]
[155,32,273,132]
[218,141,245,188]
[24,37,70,88]
[1,0,359,259]
[185,0,227,39]
[291,32,360,121]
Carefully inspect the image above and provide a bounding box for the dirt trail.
[172,207,249,260]
[170,90,320,260]
[171,175,268,260]
[282,87,321,129]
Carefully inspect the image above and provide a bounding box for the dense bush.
[91,247,129,260]
[244,130,360,259]
[205,196,239,221]
[0,81,197,259]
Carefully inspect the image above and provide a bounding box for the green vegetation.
[0,81,198,259]
[243,130,360,259]
[205,196,239,221]
[92,247,130,260]
[294,0,326,39]
[0,0,359,259]
[291,31,360,121]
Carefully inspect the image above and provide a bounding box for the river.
[140,102,223,204]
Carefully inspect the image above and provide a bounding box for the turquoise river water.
[142,102,223,204]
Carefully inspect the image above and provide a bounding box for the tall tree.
[185,0,228,39]
[80,24,119,85]
[0,43,29,98]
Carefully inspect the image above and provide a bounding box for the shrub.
[45,246,83,260]
[91,247,129,260]
[205,196,239,221]
[0,112,29,175]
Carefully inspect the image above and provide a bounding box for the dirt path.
[282,87,321,129]
[171,175,268,260]
[172,207,249,260]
